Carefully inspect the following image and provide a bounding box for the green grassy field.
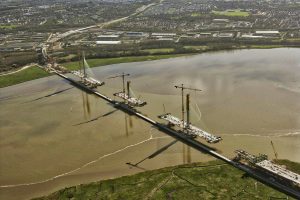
[184,46,208,50]
[141,48,174,54]
[0,67,49,88]
[286,38,300,42]
[0,24,18,29]
[212,10,250,17]
[34,160,298,200]
[249,45,284,49]
[191,13,202,17]
[59,54,77,60]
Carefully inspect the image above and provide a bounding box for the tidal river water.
[0,48,300,200]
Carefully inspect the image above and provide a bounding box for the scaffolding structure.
[69,52,105,89]
[114,92,146,107]
[235,150,268,164]
[256,160,300,187]
[113,80,146,107]
[71,70,104,88]
[158,113,222,143]
[45,62,69,74]
[235,150,300,187]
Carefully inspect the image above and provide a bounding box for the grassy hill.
[34,160,299,200]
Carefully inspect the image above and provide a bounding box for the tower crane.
[108,72,130,94]
[109,73,146,107]
[174,84,202,164]
[174,84,202,129]
[271,140,278,160]
[159,84,220,144]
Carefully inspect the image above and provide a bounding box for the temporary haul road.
[54,71,300,199]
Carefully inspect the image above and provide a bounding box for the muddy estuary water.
[0,48,300,200]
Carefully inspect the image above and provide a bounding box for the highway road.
[47,0,164,44]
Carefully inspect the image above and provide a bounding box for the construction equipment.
[113,79,147,107]
[271,140,278,160]
[174,84,202,127]
[44,56,69,74]
[71,51,104,88]
[234,150,300,188]
[186,94,190,131]
[159,84,221,143]
[108,72,130,94]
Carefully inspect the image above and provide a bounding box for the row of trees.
[2,37,299,71]
[0,51,37,72]
[51,37,300,64]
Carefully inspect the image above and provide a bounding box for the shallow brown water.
[0,48,300,200]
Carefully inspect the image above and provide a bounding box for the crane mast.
[160,84,221,143]
[110,73,146,107]
[108,72,130,95]
[271,140,278,160]
[174,84,202,131]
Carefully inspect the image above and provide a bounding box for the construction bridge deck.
[158,113,222,143]
[54,71,300,199]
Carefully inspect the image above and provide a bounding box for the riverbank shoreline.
[1,45,299,88]
[33,159,300,200]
